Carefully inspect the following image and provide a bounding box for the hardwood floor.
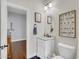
[7,35,26,59]
[12,40,26,59]
[7,35,13,59]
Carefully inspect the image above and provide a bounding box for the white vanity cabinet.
[36,37,55,59]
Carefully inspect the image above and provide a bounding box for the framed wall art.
[35,12,41,23]
[59,10,76,38]
[47,16,52,24]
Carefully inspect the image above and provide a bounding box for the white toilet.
[52,56,65,59]
[52,43,75,59]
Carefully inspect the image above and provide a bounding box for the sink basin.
[36,36,55,41]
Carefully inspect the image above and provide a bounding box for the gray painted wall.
[8,12,26,40]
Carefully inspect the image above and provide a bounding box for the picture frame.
[59,10,76,38]
[35,12,41,23]
[47,16,52,24]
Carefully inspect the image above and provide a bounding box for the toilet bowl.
[51,43,75,59]
[52,56,65,59]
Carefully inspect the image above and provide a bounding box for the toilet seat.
[52,56,65,59]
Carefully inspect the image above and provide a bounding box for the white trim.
[7,2,27,11]
[7,2,31,58]
[1,0,8,59]
[12,39,26,42]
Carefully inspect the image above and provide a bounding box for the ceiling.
[28,0,54,6]
[41,0,53,5]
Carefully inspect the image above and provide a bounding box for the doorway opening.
[7,4,27,59]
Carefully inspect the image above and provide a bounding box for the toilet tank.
[58,43,75,59]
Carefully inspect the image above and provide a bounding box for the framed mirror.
[47,16,52,24]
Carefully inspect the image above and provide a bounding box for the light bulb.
[49,3,52,8]
[44,6,48,10]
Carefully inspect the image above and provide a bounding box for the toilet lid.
[52,56,65,59]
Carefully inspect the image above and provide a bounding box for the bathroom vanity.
[36,36,55,59]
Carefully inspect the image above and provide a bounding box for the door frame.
[1,0,7,59]
[1,1,31,59]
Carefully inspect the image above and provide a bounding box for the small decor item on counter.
[44,33,51,37]
[46,34,51,37]
[33,24,37,35]
[35,12,41,23]
[47,16,52,24]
